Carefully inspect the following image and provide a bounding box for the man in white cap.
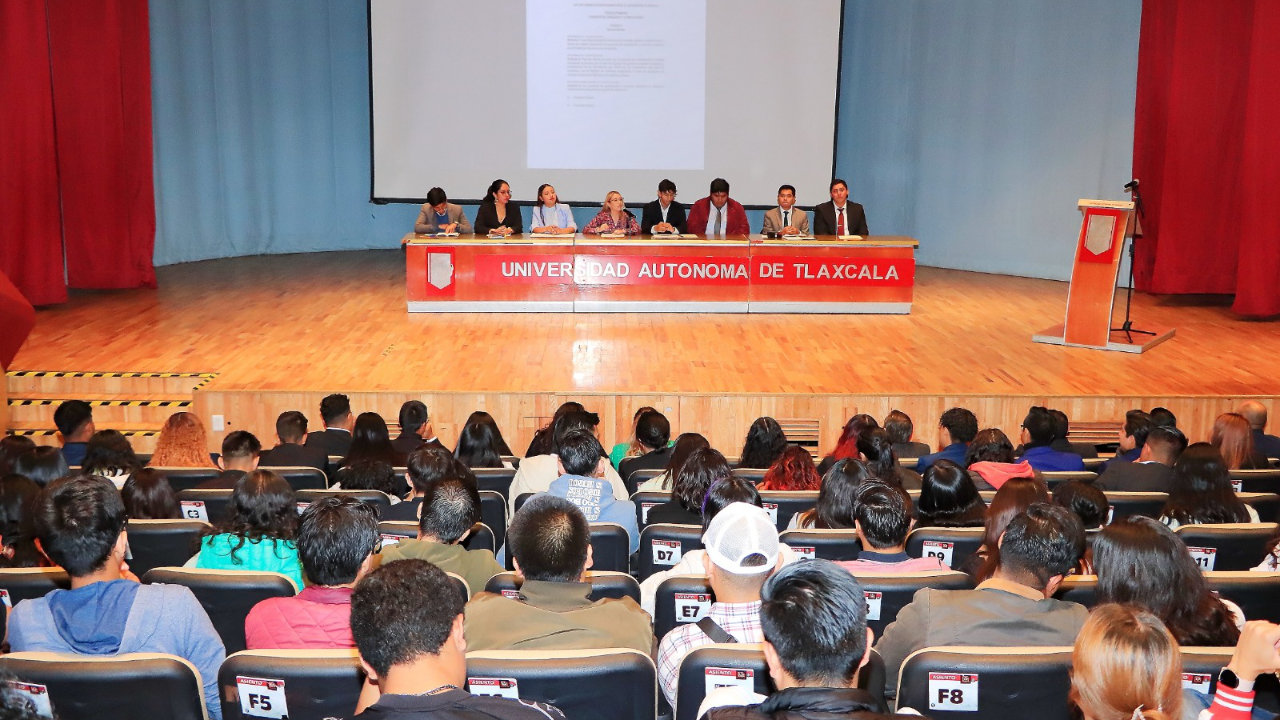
[655,502,781,708]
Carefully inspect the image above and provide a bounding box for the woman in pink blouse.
[583,190,641,235]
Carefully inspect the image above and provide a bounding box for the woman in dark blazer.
[473,179,523,236]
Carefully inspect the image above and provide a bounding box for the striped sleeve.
[1201,685,1256,720]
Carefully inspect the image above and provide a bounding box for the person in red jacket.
[244,496,379,649]
[685,178,750,236]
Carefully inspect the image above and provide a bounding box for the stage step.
[6,423,162,454]
[5,370,216,397]
[7,394,192,427]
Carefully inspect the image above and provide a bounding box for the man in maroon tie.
[813,178,869,237]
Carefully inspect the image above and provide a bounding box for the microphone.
[1123,179,1140,192]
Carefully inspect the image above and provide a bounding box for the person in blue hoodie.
[7,475,226,719]
[544,429,640,555]
[1016,406,1087,472]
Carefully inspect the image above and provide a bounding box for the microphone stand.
[1111,183,1154,344]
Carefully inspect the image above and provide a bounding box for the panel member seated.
[760,185,810,237]
[812,178,868,236]
[530,183,577,235]
[641,178,687,234]
[583,191,641,236]
[413,187,471,235]
[686,178,750,236]
[473,178,523,236]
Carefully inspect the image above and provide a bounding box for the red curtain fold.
[1133,0,1280,317]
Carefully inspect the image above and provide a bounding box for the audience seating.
[377,520,418,540]
[731,468,766,483]
[445,571,471,603]
[142,567,297,655]
[653,576,715,641]
[484,570,640,603]
[904,527,984,571]
[636,524,705,581]
[895,646,1074,720]
[588,523,631,573]
[377,521,496,554]
[1240,492,1280,522]
[1052,574,1097,608]
[218,649,364,720]
[1174,523,1279,571]
[1081,457,1106,471]
[126,519,210,576]
[1103,491,1168,521]
[466,648,656,720]
[0,567,71,605]
[1180,646,1280,713]
[626,469,665,495]
[474,467,518,499]
[1039,470,1098,487]
[152,467,222,492]
[778,528,861,561]
[295,488,392,514]
[898,457,919,469]
[675,644,771,720]
[633,490,672,528]
[267,466,329,491]
[479,490,508,550]
[513,492,534,514]
[1205,571,1280,623]
[0,652,207,720]
[1231,469,1280,494]
[856,571,974,638]
[758,490,819,531]
[176,488,233,525]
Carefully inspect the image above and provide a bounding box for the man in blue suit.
[1017,406,1086,472]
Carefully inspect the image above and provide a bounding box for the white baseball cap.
[703,502,780,575]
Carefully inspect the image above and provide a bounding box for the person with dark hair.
[641,178,688,235]
[1212,412,1270,470]
[0,474,43,567]
[332,460,402,501]
[811,178,869,237]
[1101,409,1154,473]
[646,447,731,525]
[856,427,922,490]
[473,178,523,236]
[915,407,979,474]
[608,405,658,469]
[11,446,69,487]
[758,445,821,491]
[8,475,225,718]
[686,177,749,236]
[542,429,639,553]
[838,482,945,574]
[382,446,457,522]
[1093,516,1241,646]
[195,429,262,489]
[884,410,930,459]
[739,417,788,469]
[1051,481,1109,530]
[120,468,181,519]
[341,412,406,471]
[657,503,780,707]
[0,434,36,475]
[1149,405,1179,430]
[380,477,501,595]
[191,469,304,589]
[463,495,653,654]
[1046,409,1099,459]
[970,476,1051,582]
[245,496,380,649]
[524,401,585,457]
[637,431,711,492]
[1017,406,1086,471]
[618,410,674,485]
[453,410,513,469]
[965,428,1035,491]
[508,408,627,517]
[391,400,446,458]
[1096,425,1186,492]
[701,560,914,720]
[258,410,328,471]
[78,430,141,488]
[53,399,95,467]
[305,393,355,458]
[760,184,810,237]
[413,186,471,235]
[351,559,565,719]
[1238,400,1280,460]
[875,502,1088,698]
[915,459,987,528]
[1159,443,1257,530]
[817,414,879,475]
[790,458,875,530]
[530,183,577,234]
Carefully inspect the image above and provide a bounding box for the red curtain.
[1133,0,1280,317]
[0,0,155,308]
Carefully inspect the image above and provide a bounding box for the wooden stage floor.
[9,250,1278,450]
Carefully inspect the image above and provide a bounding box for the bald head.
[1238,401,1268,431]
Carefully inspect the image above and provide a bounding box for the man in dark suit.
[391,400,447,457]
[381,446,455,522]
[1240,401,1280,460]
[1095,426,1186,492]
[618,410,674,491]
[305,393,354,458]
[259,410,328,471]
[1099,410,1152,473]
[195,430,261,489]
[884,410,931,459]
[915,407,978,474]
[812,178,869,236]
[1047,409,1099,458]
[640,178,688,234]
[685,178,750,236]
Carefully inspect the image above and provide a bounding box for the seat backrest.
[268,466,329,491]
[857,572,974,638]
[636,524,705,581]
[1052,574,1098,609]
[294,488,391,513]
[466,648,655,720]
[218,649,364,720]
[896,646,1074,720]
[633,490,672,529]
[484,570,640,603]
[1232,469,1280,494]
[514,492,534,514]
[1102,491,1168,521]
[152,467,222,492]
[675,644,771,720]
[653,576,714,641]
[1040,470,1098,487]
[0,651,207,720]
[1240,492,1280,523]
[1174,523,1279,571]
[627,469,665,496]
[0,567,71,606]
[1181,646,1280,713]
[126,519,210,576]
[479,490,508,551]
[731,468,766,483]
[589,523,631,573]
[142,567,297,655]
[778,528,861,561]
[1205,571,1280,623]
[757,490,819,531]
[375,520,495,553]
[176,488,234,525]
[474,467,518,500]
[904,526,985,571]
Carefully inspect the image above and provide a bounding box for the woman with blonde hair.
[583,191,640,235]
[1211,412,1270,470]
[1070,604,1183,720]
[149,412,216,467]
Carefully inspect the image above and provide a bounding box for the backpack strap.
[696,616,736,644]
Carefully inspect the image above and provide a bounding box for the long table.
[403,234,919,313]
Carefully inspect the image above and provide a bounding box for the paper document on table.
[530,233,574,238]
[837,235,864,240]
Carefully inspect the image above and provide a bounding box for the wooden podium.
[1032,199,1175,353]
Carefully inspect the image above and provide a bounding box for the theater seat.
[895,646,1073,720]
[778,528,861,561]
[632,490,672,528]
[1103,491,1168,521]
[674,644,771,720]
[588,522,631,573]
[0,567,71,606]
[904,526,984,571]
[126,519,210,576]
[466,648,656,720]
[626,469,665,495]
[758,490,819,531]
[484,570,640,603]
[152,467,222,492]
[731,468,767,483]
[1205,571,1280,623]
[653,576,715,641]
[857,571,974,638]
[636,524,704,581]
[1052,574,1098,608]
[295,488,392,514]
[1231,469,1280,494]
[1174,523,1279,571]
[0,652,207,720]
[479,490,508,550]
[218,649,364,720]
[377,521,496,554]
[142,567,297,655]
[474,467,518,499]
[176,488,233,525]
[1240,492,1280,523]
[1040,470,1098,487]
[266,466,329,491]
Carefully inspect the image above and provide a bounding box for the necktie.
[783,210,790,227]
[837,207,845,235]
[714,207,723,235]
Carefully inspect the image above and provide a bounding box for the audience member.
[970,476,1050,581]
[758,445,821,491]
[657,502,780,707]
[192,469,304,589]
[1017,406,1086,471]
[609,406,659,469]
[341,412,406,469]
[7,475,225,718]
[453,410,513,469]
[508,409,627,517]
[686,177,749,236]
[857,427,922,490]
[1159,443,1257,530]
[244,496,379,649]
[305,393,355,458]
[258,410,328,471]
[915,407,978,474]
[463,495,653,654]
[790,458,874,530]
[884,410,930,459]
[0,473,43,567]
[618,410,674,485]
[80,430,141,489]
[1238,400,1280,460]
[739,417,788,469]
[875,502,1087,697]
[1047,409,1099,458]
[379,476,501,596]
[1102,409,1153,471]
[1149,405,1178,429]
[646,447,731,525]
[53,399,95,467]
[838,482,946,574]
[150,411,216,468]
[1211,412,1270,470]
[640,178,687,235]
[541,429,639,554]
[816,414,879,475]
[350,559,565,719]
[1095,425,1185,492]
[1093,516,1241,646]
[915,459,987,528]
[391,400,445,457]
[1069,604,1183,720]
[332,459,403,502]
[965,428,1036,490]
[524,401,585,458]
[381,446,454,522]
[0,434,36,475]
[120,468,181,519]
[637,431,710,492]
[11,446,70,487]
[1051,480,1109,530]
[195,429,261,489]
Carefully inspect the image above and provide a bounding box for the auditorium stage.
[7,250,1277,453]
